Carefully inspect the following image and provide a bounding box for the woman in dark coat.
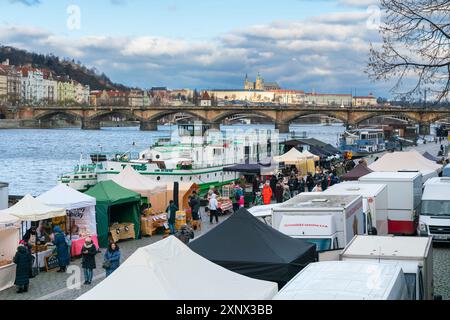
[81,237,97,285]
[53,226,69,272]
[103,242,121,277]
[13,243,31,293]
[275,181,284,203]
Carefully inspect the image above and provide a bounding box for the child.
[253,192,263,206]
[238,195,245,208]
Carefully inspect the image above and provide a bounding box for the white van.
[274,261,410,300]
[323,182,389,235]
[359,172,422,235]
[419,177,450,241]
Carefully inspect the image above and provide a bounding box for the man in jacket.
[208,193,219,224]
[166,200,179,234]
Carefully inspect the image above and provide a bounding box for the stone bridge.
[12,104,450,134]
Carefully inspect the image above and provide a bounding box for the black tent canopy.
[423,152,439,163]
[341,163,373,181]
[223,162,274,174]
[188,208,317,288]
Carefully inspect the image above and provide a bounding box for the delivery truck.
[323,182,389,235]
[272,194,364,251]
[274,261,410,300]
[340,235,434,300]
[419,177,450,242]
[359,171,422,235]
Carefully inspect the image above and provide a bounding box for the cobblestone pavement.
[0,210,225,300]
[433,243,450,300]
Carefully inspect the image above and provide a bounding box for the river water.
[0,124,345,196]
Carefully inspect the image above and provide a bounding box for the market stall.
[85,181,141,248]
[77,236,278,300]
[189,208,317,289]
[0,194,66,272]
[0,212,20,292]
[37,184,98,257]
[112,166,167,213]
[273,148,312,175]
[369,150,443,183]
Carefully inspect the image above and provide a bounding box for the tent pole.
[35,221,39,275]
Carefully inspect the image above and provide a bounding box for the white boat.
[59,129,279,193]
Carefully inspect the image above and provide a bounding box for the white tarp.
[369,151,442,183]
[78,236,278,300]
[0,194,66,221]
[37,184,97,236]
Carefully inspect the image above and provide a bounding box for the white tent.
[37,184,97,236]
[274,148,308,164]
[0,194,66,221]
[112,166,167,212]
[0,211,20,292]
[78,236,278,300]
[369,151,442,183]
[302,150,320,162]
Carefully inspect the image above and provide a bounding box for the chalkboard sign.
[45,254,59,272]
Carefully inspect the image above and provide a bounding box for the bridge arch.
[88,110,143,122]
[210,110,276,124]
[146,110,208,123]
[353,112,421,126]
[35,110,83,121]
[425,113,450,124]
[284,111,347,124]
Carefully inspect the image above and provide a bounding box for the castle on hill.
[244,73,280,91]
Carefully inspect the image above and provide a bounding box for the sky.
[0,0,390,96]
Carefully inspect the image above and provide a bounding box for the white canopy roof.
[0,194,66,221]
[0,212,20,230]
[37,184,96,210]
[302,150,320,161]
[274,148,308,164]
[369,151,442,182]
[78,236,278,300]
[112,166,167,196]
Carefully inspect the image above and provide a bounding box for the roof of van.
[276,194,361,211]
[341,235,432,259]
[359,171,422,181]
[422,177,450,200]
[274,261,403,300]
[323,182,387,197]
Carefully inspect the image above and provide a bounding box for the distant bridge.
[9,104,450,134]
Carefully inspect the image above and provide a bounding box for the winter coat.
[53,232,70,267]
[283,189,291,202]
[298,179,306,193]
[81,243,97,269]
[166,204,179,224]
[275,184,284,203]
[104,249,121,273]
[261,185,273,205]
[254,195,264,206]
[14,246,31,286]
[189,195,201,220]
[306,176,315,191]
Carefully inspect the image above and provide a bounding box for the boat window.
[190,177,192,181]
[157,176,161,181]
[81,175,86,179]
[180,177,183,181]
[74,176,79,179]
[404,273,417,300]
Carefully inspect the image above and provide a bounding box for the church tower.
[244,73,254,90]
[255,72,264,91]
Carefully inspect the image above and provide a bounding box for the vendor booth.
[85,181,141,248]
[0,194,66,271]
[189,208,317,289]
[37,184,98,257]
[78,236,278,300]
[369,150,442,183]
[0,213,20,292]
[112,166,167,213]
[341,163,374,181]
[273,148,314,175]
[166,182,199,212]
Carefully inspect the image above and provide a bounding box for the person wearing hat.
[52,226,70,272]
[81,237,97,285]
[13,241,32,293]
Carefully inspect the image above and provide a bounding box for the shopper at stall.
[253,192,263,206]
[282,184,291,202]
[262,181,273,205]
[298,176,306,194]
[103,242,121,277]
[51,226,69,272]
[275,181,284,203]
[189,191,201,222]
[81,237,97,285]
[166,200,179,235]
[13,242,31,293]
[208,193,219,224]
[306,173,315,192]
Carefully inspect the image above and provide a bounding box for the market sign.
[67,208,85,219]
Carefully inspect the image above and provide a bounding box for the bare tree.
[367,0,450,103]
